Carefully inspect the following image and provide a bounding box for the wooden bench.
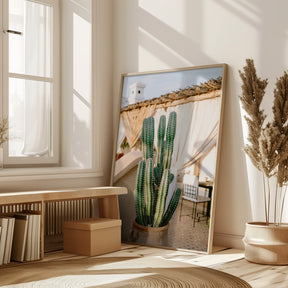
[0,186,127,261]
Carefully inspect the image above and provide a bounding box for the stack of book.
[0,213,41,264]
[0,217,15,265]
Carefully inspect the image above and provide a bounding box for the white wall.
[61,0,93,169]
[60,0,114,185]
[112,0,288,248]
[61,0,114,184]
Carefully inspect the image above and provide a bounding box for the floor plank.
[0,244,287,287]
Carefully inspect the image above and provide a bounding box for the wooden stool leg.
[98,195,120,219]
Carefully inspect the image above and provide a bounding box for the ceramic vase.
[243,222,288,265]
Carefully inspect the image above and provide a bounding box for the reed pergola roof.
[121,77,222,112]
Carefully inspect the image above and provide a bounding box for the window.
[2,0,59,166]
[0,0,101,179]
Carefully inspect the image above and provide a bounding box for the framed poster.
[111,64,227,253]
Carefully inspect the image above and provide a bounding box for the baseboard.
[213,232,244,250]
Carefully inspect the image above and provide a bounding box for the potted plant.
[133,111,181,242]
[0,117,8,169]
[239,59,288,264]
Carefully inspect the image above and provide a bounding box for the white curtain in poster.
[153,97,220,172]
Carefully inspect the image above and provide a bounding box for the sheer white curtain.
[116,118,126,154]
[176,99,220,171]
[21,1,51,156]
[22,81,50,156]
[153,98,220,204]
[153,97,220,172]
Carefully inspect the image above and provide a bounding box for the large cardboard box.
[63,218,121,256]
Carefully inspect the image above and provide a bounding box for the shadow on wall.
[217,0,288,224]
[113,0,253,239]
[137,2,215,68]
[114,0,288,236]
[72,112,91,168]
[217,0,288,73]
[61,0,93,168]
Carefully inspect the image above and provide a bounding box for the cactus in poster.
[135,111,181,227]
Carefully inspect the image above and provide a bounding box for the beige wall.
[2,0,287,248]
[112,0,288,248]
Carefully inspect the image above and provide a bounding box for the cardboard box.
[63,218,121,256]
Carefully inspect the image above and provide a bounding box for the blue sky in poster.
[121,66,223,108]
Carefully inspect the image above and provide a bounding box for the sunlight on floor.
[162,249,245,267]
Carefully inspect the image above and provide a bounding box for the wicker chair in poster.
[179,181,211,227]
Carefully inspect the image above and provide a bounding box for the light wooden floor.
[0,244,287,287]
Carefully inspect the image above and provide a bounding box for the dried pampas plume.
[0,117,9,147]
[239,59,268,174]
[239,59,288,224]
[239,59,288,185]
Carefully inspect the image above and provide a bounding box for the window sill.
[0,167,104,182]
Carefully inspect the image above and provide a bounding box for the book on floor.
[3,217,15,264]
[0,218,8,265]
[11,214,29,262]
[23,213,41,261]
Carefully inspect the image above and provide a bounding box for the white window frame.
[2,0,60,166]
[0,0,104,185]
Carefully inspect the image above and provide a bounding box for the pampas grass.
[239,59,288,225]
[0,117,8,147]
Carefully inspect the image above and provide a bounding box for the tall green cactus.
[142,117,154,160]
[157,115,166,166]
[144,158,153,225]
[135,160,145,225]
[163,111,176,170]
[153,169,170,227]
[160,188,182,227]
[135,111,181,228]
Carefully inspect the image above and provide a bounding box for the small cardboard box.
[63,218,121,256]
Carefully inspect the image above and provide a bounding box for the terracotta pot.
[133,220,170,232]
[243,222,288,265]
[130,220,169,246]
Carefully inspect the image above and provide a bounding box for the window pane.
[9,0,52,77]
[9,78,52,157]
